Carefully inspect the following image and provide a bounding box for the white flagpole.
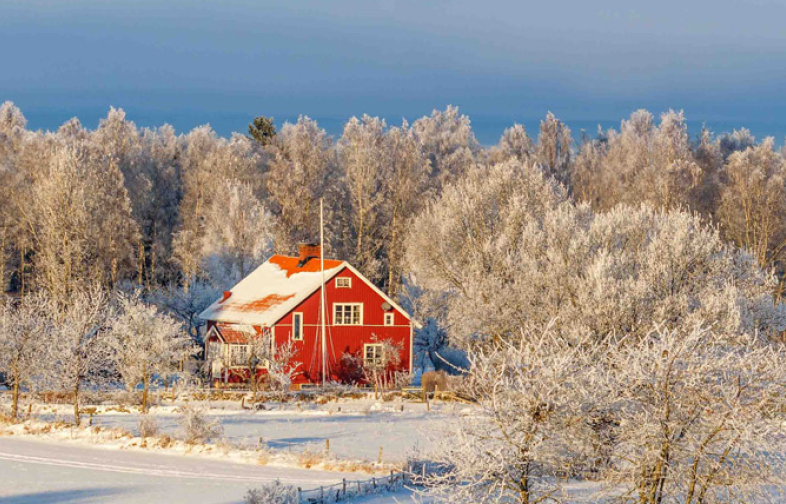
[320,198,327,386]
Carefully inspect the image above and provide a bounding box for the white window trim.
[292,312,304,341]
[335,277,352,288]
[363,343,384,368]
[384,313,394,326]
[333,303,363,325]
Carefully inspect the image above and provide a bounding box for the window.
[335,277,352,288]
[334,303,362,325]
[292,312,304,341]
[384,313,394,326]
[364,344,384,368]
[229,344,250,366]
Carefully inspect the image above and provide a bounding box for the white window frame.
[292,312,304,341]
[333,303,363,325]
[384,313,394,326]
[364,343,384,368]
[335,277,352,288]
[229,344,250,366]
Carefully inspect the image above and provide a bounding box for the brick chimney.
[298,243,321,262]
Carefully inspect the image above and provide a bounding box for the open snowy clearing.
[32,399,459,463]
[0,437,419,503]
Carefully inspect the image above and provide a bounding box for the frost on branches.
[108,293,195,412]
[422,327,601,504]
[408,158,786,351]
[0,293,52,418]
[45,287,114,425]
[600,324,786,504]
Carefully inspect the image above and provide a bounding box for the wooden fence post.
[297,487,302,503]
[342,478,347,497]
[378,446,383,464]
[326,438,330,456]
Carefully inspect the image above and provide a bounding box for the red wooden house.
[199,244,419,387]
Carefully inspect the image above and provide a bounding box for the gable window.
[334,303,362,325]
[292,312,304,341]
[335,277,352,288]
[364,343,384,368]
[384,313,394,326]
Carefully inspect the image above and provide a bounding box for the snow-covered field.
[33,398,458,463]
[0,437,418,503]
[0,395,461,503]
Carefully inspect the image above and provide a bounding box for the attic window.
[384,313,394,326]
[335,277,352,288]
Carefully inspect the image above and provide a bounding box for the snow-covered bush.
[178,404,223,444]
[137,415,160,439]
[244,480,298,504]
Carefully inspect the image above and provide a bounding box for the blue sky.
[2,0,785,143]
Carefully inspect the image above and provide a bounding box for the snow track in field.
[0,437,359,503]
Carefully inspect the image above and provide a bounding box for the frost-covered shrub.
[137,415,159,438]
[244,480,298,504]
[178,404,223,444]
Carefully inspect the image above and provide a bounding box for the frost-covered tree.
[719,128,756,159]
[108,293,194,412]
[412,105,478,190]
[380,121,431,296]
[173,128,262,289]
[26,142,138,299]
[535,112,573,187]
[601,324,786,503]
[131,125,184,286]
[150,279,220,344]
[338,115,387,280]
[265,116,335,254]
[572,110,702,212]
[201,179,274,288]
[409,160,786,350]
[491,123,534,164]
[422,327,601,503]
[0,293,52,417]
[717,138,786,297]
[45,287,113,425]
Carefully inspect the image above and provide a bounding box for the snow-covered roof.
[199,255,345,326]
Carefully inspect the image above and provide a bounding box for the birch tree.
[0,293,52,417]
[601,324,786,503]
[265,116,335,254]
[339,115,387,280]
[46,287,113,425]
[422,328,600,503]
[201,179,275,288]
[109,293,194,412]
[717,138,786,298]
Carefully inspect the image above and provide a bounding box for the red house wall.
[273,266,412,384]
[206,266,413,386]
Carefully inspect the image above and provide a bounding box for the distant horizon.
[4,1,786,148]
[8,101,786,148]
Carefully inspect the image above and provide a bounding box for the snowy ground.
[0,395,458,502]
[34,398,459,463]
[0,437,396,503]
